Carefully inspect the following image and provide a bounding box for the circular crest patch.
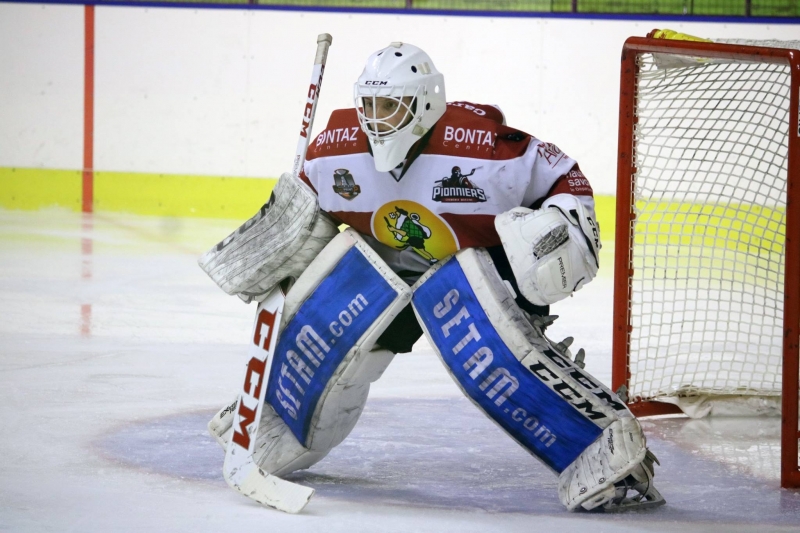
[371,201,458,265]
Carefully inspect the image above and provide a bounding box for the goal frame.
[611,36,800,489]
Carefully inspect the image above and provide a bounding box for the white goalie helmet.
[354,42,446,172]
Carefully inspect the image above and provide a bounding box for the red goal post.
[612,34,800,488]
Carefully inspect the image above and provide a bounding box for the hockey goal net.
[612,32,800,488]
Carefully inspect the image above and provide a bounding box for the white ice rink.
[1,208,799,533]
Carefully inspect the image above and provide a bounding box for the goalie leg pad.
[198,172,339,301]
[412,248,655,509]
[212,349,395,456]
[254,347,395,476]
[251,229,410,476]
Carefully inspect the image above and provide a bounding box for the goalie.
[200,41,664,512]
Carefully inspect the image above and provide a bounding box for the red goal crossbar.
[612,36,800,489]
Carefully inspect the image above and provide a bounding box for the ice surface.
[1,209,798,532]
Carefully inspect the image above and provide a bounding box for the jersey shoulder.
[306,108,368,161]
[445,101,507,125]
[425,101,534,160]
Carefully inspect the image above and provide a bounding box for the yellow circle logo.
[371,201,459,265]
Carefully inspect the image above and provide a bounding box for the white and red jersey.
[301,101,595,275]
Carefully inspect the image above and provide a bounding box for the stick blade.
[225,459,314,514]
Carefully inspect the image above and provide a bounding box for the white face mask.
[354,43,446,172]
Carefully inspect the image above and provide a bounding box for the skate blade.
[602,489,666,513]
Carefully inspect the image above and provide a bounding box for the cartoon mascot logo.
[372,201,458,265]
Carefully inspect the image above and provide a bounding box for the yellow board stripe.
[633,200,785,254]
[0,167,619,239]
[0,168,83,212]
[94,171,276,218]
[1,167,276,220]
[593,194,615,246]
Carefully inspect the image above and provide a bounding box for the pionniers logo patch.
[432,166,486,203]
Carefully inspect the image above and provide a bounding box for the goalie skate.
[589,450,666,512]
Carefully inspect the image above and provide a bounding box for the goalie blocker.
[411,248,664,511]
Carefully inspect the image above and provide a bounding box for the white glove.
[495,194,600,306]
[198,172,339,303]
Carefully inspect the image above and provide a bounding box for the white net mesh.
[628,40,799,404]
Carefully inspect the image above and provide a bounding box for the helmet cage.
[353,42,446,172]
[354,84,425,142]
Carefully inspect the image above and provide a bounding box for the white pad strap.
[251,229,411,476]
[495,194,600,306]
[198,172,339,301]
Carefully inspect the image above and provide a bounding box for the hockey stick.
[208,397,237,449]
[221,33,332,514]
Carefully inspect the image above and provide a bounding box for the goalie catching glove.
[198,172,339,302]
[495,194,600,306]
